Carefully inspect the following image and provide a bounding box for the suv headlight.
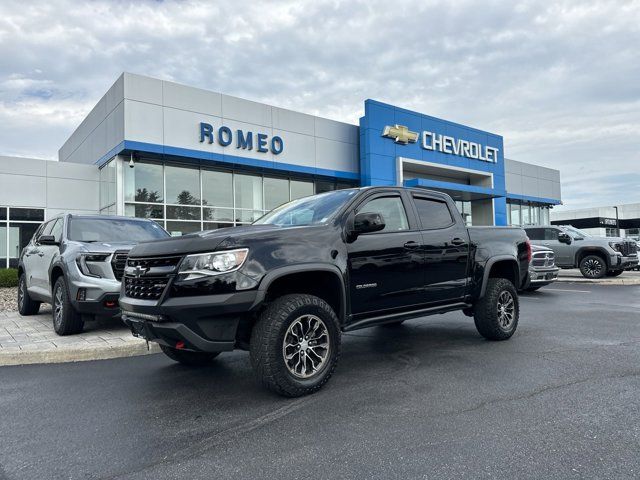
[178,249,249,280]
[76,253,111,278]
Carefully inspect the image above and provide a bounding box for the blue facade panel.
[360,99,509,225]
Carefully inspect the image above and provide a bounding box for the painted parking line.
[545,287,591,293]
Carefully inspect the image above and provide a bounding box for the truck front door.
[347,193,425,317]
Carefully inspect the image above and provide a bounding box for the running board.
[343,302,472,332]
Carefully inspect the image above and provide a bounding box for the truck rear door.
[410,193,470,303]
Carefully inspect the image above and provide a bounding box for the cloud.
[0,0,638,209]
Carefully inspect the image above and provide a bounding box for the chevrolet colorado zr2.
[121,187,531,396]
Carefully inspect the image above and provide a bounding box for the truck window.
[525,228,544,240]
[358,196,409,232]
[413,197,453,229]
[544,228,560,241]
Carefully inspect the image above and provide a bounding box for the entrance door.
[347,193,425,316]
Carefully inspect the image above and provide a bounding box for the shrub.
[0,268,19,288]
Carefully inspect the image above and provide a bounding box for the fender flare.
[253,263,347,321]
[480,255,520,297]
[574,247,611,269]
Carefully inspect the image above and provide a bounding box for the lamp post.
[613,206,620,237]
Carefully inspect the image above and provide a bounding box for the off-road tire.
[473,278,519,341]
[579,255,607,279]
[160,345,220,366]
[606,270,624,277]
[52,276,84,335]
[250,294,341,397]
[17,273,40,316]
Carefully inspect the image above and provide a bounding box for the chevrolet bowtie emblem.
[382,124,419,144]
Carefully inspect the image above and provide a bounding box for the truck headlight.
[76,253,111,278]
[178,249,248,280]
[608,242,623,254]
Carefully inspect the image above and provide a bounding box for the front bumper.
[120,290,258,352]
[67,265,123,317]
[526,266,559,288]
[614,254,639,270]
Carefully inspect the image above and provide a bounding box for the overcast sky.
[0,0,638,210]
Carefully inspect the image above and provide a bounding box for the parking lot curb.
[0,341,160,367]
[556,277,640,286]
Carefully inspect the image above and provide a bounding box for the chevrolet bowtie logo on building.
[382,124,419,144]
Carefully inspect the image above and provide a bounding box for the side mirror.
[39,235,58,245]
[353,212,386,235]
[558,233,572,245]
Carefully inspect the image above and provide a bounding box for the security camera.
[128,156,135,168]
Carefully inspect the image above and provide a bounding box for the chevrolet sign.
[382,124,499,163]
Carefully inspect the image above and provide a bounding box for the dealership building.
[0,73,562,268]
[551,204,640,240]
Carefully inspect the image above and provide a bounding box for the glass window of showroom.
[116,160,354,236]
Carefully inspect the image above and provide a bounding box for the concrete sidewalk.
[557,268,640,285]
[0,307,159,366]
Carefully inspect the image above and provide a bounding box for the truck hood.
[127,224,285,257]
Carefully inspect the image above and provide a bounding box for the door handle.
[451,238,466,246]
[404,241,420,249]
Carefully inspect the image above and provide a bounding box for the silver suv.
[17,214,169,335]
[524,225,638,279]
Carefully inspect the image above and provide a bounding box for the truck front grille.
[622,241,637,256]
[123,255,182,300]
[127,256,182,269]
[531,251,555,268]
[111,250,129,281]
[124,276,169,300]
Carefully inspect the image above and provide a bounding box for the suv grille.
[531,251,555,268]
[123,255,183,300]
[111,250,129,281]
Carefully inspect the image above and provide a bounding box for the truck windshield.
[254,189,358,226]
[68,218,169,243]
[562,226,591,238]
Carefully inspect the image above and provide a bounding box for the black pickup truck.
[121,187,530,396]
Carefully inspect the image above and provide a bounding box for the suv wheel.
[579,255,606,279]
[606,270,624,277]
[250,294,341,397]
[52,277,84,335]
[473,278,519,341]
[160,345,220,366]
[17,273,40,316]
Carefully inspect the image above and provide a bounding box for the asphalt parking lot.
[1,283,639,480]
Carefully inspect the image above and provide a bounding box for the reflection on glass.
[203,222,233,231]
[510,203,521,226]
[264,177,289,211]
[203,207,234,222]
[0,226,6,267]
[9,223,39,262]
[202,170,232,208]
[235,209,264,223]
[125,162,164,203]
[166,221,202,236]
[9,208,44,221]
[290,180,313,200]
[315,180,335,194]
[166,166,200,205]
[235,174,263,211]
[166,205,201,221]
[125,204,163,219]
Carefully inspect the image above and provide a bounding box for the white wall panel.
[163,81,222,116]
[124,100,163,144]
